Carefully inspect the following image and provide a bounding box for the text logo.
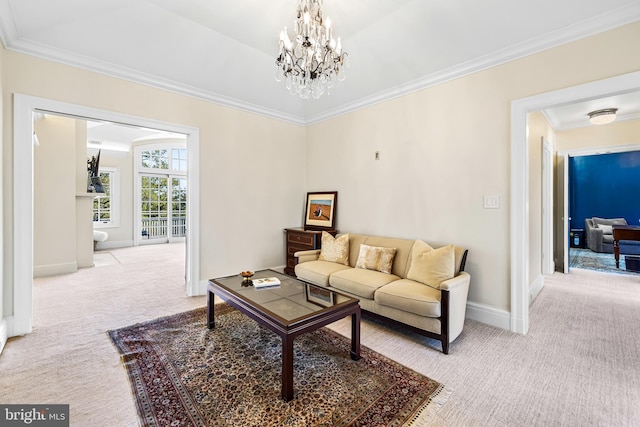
[0,405,69,426]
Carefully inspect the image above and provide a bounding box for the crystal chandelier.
[275,0,348,99]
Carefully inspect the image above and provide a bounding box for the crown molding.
[2,2,639,126]
[2,37,307,126]
[307,5,640,124]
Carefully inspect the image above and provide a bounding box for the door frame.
[12,94,201,337]
[541,137,555,275]
[510,70,640,335]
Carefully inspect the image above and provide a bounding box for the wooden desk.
[613,226,640,268]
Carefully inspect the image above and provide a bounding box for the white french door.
[139,174,186,243]
[134,143,187,245]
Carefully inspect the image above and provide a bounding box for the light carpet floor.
[1,243,639,426]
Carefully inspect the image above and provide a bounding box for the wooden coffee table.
[207,269,361,401]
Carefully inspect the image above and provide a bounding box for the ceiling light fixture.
[587,108,618,125]
[275,0,348,99]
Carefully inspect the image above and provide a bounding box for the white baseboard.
[530,275,545,304]
[95,240,134,250]
[195,279,209,296]
[196,277,513,333]
[465,301,511,330]
[33,261,78,278]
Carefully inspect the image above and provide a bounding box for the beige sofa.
[294,233,470,354]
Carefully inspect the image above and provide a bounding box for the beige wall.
[306,21,640,311]
[2,21,640,322]
[32,116,95,276]
[2,47,306,317]
[33,115,78,276]
[556,119,640,151]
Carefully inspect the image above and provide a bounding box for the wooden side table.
[284,228,335,276]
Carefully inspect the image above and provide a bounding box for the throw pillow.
[355,244,397,274]
[318,232,349,265]
[407,242,455,289]
[597,224,613,235]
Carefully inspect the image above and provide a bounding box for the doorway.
[561,146,640,274]
[511,70,640,335]
[11,94,201,338]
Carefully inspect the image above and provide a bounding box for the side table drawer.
[287,232,316,247]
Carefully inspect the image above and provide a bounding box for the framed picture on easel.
[304,191,337,230]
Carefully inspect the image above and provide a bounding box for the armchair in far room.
[584,217,628,253]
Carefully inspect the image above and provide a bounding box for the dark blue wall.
[570,150,640,230]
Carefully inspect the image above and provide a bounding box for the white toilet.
[93,229,108,250]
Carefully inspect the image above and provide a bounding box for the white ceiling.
[85,119,185,152]
[3,0,640,125]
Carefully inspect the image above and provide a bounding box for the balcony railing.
[141,217,186,239]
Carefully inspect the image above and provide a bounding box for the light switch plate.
[484,195,500,209]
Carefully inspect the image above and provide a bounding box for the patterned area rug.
[570,248,640,276]
[108,304,446,426]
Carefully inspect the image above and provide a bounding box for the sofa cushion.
[294,260,351,287]
[597,224,613,235]
[330,268,400,299]
[592,217,627,227]
[318,232,349,265]
[375,279,441,318]
[355,244,397,274]
[407,243,455,290]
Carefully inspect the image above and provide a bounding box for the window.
[140,148,186,172]
[172,148,187,171]
[93,167,120,228]
[141,149,169,169]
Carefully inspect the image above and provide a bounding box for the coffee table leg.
[281,336,294,401]
[207,290,215,329]
[351,308,361,361]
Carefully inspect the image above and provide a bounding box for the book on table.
[253,277,281,289]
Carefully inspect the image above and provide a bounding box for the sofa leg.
[441,340,449,354]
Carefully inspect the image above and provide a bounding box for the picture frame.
[305,283,335,308]
[304,191,337,230]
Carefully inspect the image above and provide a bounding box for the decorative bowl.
[240,271,254,286]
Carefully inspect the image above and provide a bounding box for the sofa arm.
[294,249,321,264]
[440,272,470,291]
[441,272,470,343]
[586,227,603,252]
